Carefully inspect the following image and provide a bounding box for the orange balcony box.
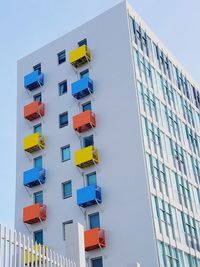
[84,228,106,251]
[24,101,45,121]
[23,204,46,224]
[73,110,96,133]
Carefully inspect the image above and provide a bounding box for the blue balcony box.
[24,70,44,91]
[77,185,102,207]
[23,167,46,188]
[71,77,94,99]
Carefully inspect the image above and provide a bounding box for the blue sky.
[0,0,200,228]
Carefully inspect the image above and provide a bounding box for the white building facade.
[15,1,200,267]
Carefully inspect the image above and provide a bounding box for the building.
[15,1,200,266]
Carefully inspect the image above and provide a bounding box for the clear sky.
[0,0,200,228]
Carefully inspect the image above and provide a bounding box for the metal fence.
[0,224,76,267]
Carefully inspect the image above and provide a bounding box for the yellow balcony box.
[74,145,99,168]
[24,245,47,265]
[24,133,46,153]
[69,45,91,68]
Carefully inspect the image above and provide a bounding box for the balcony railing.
[23,167,46,188]
[77,185,102,208]
[24,101,45,121]
[23,203,46,224]
[24,133,46,153]
[71,76,94,99]
[73,110,96,133]
[84,228,106,251]
[74,145,99,168]
[69,45,91,68]
[24,70,44,91]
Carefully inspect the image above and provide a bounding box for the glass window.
[34,191,43,204]
[57,50,66,64]
[63,220,73,241]
[86,172,97,186]
[59,80,67,96]
[89,212,100,229]
[34,124,42,134]
[33,93,42,102]
[91,257,103,267]
[78,38,87,47]
[83,135,93,148]
[61,145,70,162]
[62,181,72,199]
[34,156,42,168]
[59,112,68,128]
[82,102,91,112]
[80,69,89,78]
[33,63,41,72]
[34,230,43,245]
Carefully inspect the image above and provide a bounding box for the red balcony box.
[84,228,106,251]
[23,204,47,224]
[24,101,45,121]
[73,110,96,133]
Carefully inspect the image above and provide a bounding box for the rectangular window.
[34,230,43,245]
[91,257,103,267]
[59,112,68,128]
[33,63,41,72]
[61,145,70,161]
[57,50,66,64]
[89,212,100,229]
[78,38,87,47]
[34,123,42,134]
[82,102,91,112]
[59,80,67,96]
[62,220,73,241]
[80,69,89,78]
[34,156,42,168]
[33,93,42,102]
[86,172,97,186]
[34,191,43,204]
[62,181,72,199]
[83,135,93,148]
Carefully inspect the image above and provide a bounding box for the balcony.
[24,101,45,121]
[23,203,46,224]
[77,185,102,208]
[24,245,47,265]
[74,145,99,168]
[71,76,94,99]
[24,70,44,91]
[73,110,96,133]
[23,167,46,188]
[69,45,91,68]
[84,228,106,251]
[24,133,46,153]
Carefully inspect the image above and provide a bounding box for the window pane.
[78,39,87,47]
[34,230,43,245]
[80,69,89,78]
[34,124,42,134]
[61,146,70,161]
[34,191,43,204]
[58,50,66,64]
[82,102,91,112]
[59,81,67,95]
[89,213,100,229]
[34,93,42,102]
[91,257,103,267]
[87,172,97,185]
[63,181,72,198]
[59,112,68,128]
[83,135,93,148]
[33,63,41,72]
[34,156,42,168]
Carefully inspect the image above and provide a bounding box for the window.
[80,69,89,78]
[34,230,43,245]
[34,191,43,204]
[82,102,91,112]
[34,124,42,134]
[34,156,42,168]
[86,172,97,186]
[59,80,67,96]
[89,212,100,229]
[78,38,87,47]
[62,181,72,199]
[62,220,73,241]
[59,112,68,128]
[83,135,93,148]
[33,63,41,72]
[33,93,42,102]
[61,145,70,161]
[57,50,66,64]
[91,257,103,267]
